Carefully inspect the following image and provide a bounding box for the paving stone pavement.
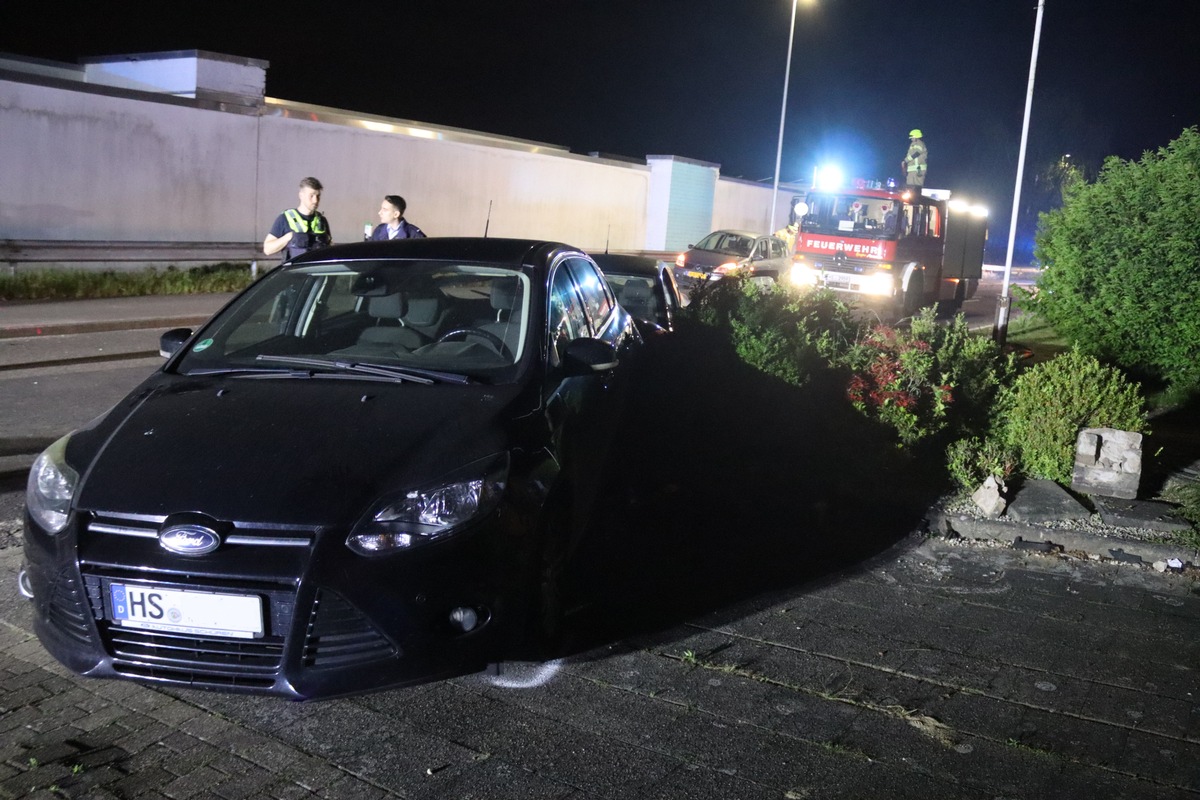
[3,520,1200,799]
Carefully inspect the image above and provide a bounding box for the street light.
[770,0,814,234]
[994,0,1046,345]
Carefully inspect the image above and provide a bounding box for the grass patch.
[0,263,256,301]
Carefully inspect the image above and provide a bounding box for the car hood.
[73,374,529,526]
[682,248,745,270]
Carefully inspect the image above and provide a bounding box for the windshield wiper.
[254,355,471,385]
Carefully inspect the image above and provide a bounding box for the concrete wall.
[0,79,258,243]
[714,178,803,235]
[256,115,647,250]
[1,55,800,268]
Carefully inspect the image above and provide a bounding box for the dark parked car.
[591,253,683,332]
[673,229,792,293]
[21,238,642,700]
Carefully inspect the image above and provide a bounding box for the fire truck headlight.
[789,263,818,287]
[863,272,896,296]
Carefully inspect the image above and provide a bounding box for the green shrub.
[841,319,952,447]
[998,347,1147,483]
[0,263,255,301]
[1031,126,1200,394]
[945,436,1018,492]
[909,308,1016,436]
[836,308,1013,449]
[684,278,859,387]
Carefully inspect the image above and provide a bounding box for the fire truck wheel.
[902,271,925,315]
[940,280,967,314]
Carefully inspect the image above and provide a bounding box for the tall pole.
[994,0,1045,345]
[769,0,799,234]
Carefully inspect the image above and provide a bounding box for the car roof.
[590,253,665,278]
[707,229,764,239]
[286,237,581,269]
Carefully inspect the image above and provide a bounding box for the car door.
[543,256,633,542]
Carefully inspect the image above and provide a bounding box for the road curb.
[929,508,1199,568]
[0,315,211,340]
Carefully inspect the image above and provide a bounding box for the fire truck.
[788,181,988,316]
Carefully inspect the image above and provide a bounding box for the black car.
[672,230,792,293]
[21,238,642,700]
[591,253,683,332]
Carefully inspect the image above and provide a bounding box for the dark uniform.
[370,219,426,240]
[268,208,332,261]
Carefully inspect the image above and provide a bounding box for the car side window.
[548,264,591,366]
[565,258,614,333]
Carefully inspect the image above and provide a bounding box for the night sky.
[4,1,1197,257]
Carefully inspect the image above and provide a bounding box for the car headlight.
[346,455,508,555]
[27,435,79,534]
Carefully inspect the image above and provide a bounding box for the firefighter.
[901,129,928,190]
[773,221,797,252]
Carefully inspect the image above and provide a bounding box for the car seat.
[356,292,427,351]
[618,278,657,322]
[479,278,524,357]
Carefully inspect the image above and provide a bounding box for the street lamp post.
[769,0,800,235]
[994,0,1046,346]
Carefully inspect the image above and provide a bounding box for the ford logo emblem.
[159,524,221,556]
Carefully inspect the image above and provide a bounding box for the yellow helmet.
[909,129,923,139]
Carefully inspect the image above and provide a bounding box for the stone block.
[1071,427,1142,499]
[1006,479,1092,523]
[971,476,1007,517]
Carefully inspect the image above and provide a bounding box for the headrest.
[491,279,519,311]
[404,295,442,327]
[352,272,390,297]
[367,293,406,319]
[620,279,653,301]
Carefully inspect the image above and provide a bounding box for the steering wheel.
[435,327,512,359]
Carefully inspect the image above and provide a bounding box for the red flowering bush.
[843,321,955,446]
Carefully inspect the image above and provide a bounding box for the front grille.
[82,571,295,685]
[303,588,397,669]
[88,515,314,548]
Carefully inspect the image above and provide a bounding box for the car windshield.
[174,260,532,383]
[801,194,900,240]
[695,232,754,257]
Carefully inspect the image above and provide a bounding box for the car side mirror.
[159,328,193,358]
[562,338,618,375]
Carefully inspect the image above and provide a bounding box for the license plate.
[110,583,263,639]
[686,271,707,280]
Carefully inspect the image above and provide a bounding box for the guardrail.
[1,240,262,272]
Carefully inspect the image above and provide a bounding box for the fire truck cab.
[788,184,988,316]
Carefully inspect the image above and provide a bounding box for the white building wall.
[2,56,802,263]
[257,118,648,250]
[0,79,259,242]
[713,178,803,236]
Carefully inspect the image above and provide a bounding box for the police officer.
[263,177,332,260]
[901,129,928,190]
